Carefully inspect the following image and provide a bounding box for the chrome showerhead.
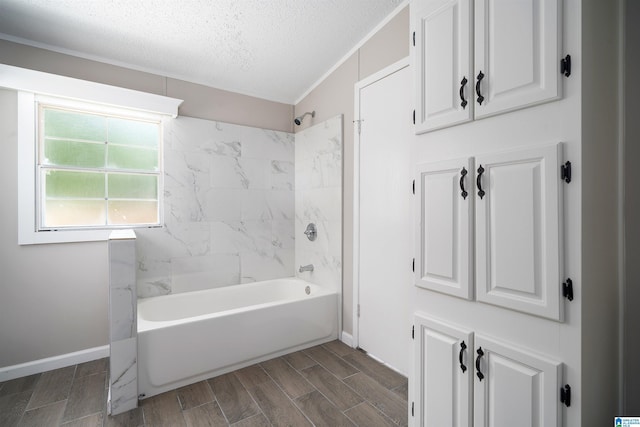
[294,111,315,126]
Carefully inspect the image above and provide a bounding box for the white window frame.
[0,64,182,245]
[36,95,165,232]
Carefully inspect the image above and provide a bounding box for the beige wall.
[294,6,410,335]
[0,4,409,365]
[0,39,295,367]
[624,0,640,414]
[581,0,622,420]
[0,89,110,366]
[0,39,294,132]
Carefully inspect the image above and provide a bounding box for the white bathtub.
[137,277,338,398]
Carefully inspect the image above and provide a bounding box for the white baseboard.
[340,331,354,348]
[0,345,109,382]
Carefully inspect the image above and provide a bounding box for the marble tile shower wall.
[295,115,342,291]
[135,117,295,298]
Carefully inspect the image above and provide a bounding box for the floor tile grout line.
[341,400,386,426]
[297,364,367,415]
[292,349,386,426]
[22,396,69,412]
[272,354,316,398]
[288,389,319,427]
[256,360,316,426]
[228,368,269,425]
[300,348,361,382]
[203,379,233,427]
[329,370,400,424]
[61,411,103,426]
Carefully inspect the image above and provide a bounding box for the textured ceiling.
[0,0,403,104]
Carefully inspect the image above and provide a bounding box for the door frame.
[352,56,410,349]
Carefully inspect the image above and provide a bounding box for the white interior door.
[355,60,413,374]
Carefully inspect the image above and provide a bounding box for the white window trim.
[2,65,183,245]
[0,64,182,117]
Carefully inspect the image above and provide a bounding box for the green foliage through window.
[39,105,161,229]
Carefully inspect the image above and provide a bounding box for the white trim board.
[0,345,110,382]
[340,331,354,348]
[0,64,183,117]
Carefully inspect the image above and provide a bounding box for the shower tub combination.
[137,277,338,398]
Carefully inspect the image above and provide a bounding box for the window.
[3,64,182,244]
[38,103,162,230]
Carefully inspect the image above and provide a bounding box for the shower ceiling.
[0,0,403,104]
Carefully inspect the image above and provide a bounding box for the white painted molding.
[109,229,137,240]
[340,331,354,348]
[0,64,183,117]
[0,345,110,382]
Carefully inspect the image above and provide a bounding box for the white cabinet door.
[474,0,561,118]
[475,143,563,320]
[474,334,563,427]
[414,314,473,427]
[413,0,473,133]
[415,157,473,300]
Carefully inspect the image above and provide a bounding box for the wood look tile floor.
[0,341,408,426]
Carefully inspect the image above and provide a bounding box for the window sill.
[19,226,156,245]
[19,228,114,245]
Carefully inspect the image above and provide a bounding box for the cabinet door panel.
[474,0,561,118]
[414,314,473,427]
[475,144,563,320]
[474,334,562,427]
[414,0,472,133]
[415,157,473,299]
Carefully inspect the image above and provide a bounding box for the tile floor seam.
[298,367,364,414]
[279,355,317,394]
[251,366,292,416]
[23,396,69,413]
[254,362,316,427]
[60,411,101,426]
[217,372,263,426]
[288,389,319,427]
[291,351,371,426]
[229,372,264,426]
[342,401,374,427]
[301,351,360,381]
[211,393,232,427]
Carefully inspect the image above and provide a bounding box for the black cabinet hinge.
[413,31,416,46]
[560,55,571,77]
[412,179,415,195]
[562,278,574,301]
[413,109,416,125]
[411,401,415,416]
[561,161,571,183]
[560,384,571,407]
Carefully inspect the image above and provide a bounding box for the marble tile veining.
[137,116,296,298]
[108,234,138,416]
[295,115,343,293]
